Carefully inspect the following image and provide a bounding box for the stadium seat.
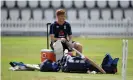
[85,0,95,8]
[51,0,61,8]
[1,1,4,7]
[108,0,118,8]
[33,9,43,20]
[74,1,84,8]
[101,9,111,20]
[1,9,8,21]
[124,9,133,20]
[97,0,107,8]
[131,1,133,7]
[44,9,54,20]
[120,1,129,8]
[90,9,100,20]
[40,0,50,8]
[29,1,38,8]
[63,0,73,8]
[67,9,77,20]
[113,9,123,20]
[5,1,15,8]
[9,9,19,20]
[21,9,31,20]
[17,1,27,8]
[78,9,88,20]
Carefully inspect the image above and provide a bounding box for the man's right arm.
[50,24,61,42]
[50,24,57,42]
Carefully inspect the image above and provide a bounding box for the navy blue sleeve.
[68,23,72,35]
[49,24,54,34]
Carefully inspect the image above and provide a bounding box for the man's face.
[57,14,65,22]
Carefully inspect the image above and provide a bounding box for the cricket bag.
[101,53,119,74]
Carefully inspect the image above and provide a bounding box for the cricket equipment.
[40,59,60,72]
[61,54,88,73]
[53,40,64,61]
[46,23,51,49]
[101,53,119,74]
[66,41,106,74]
[40,49,56,62]
[9,62,39,71]
[122,39,128,80]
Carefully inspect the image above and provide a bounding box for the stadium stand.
[1,0,133,37]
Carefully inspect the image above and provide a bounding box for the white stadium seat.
[97,0,107,8]
[5,1,15,8]
[101,9,111,20]
[51,0,61,8]
[1,1,4,7]
[108,0,118,8]
[67,9,77,20]
[17,1,27,8]
[44,9,54,20]
[21,9,31,20]
[113,9,123,20]
[63,0,73,8]
[40,0,50,8]
[124,9,133,20]
[85,0,95,8]
[120,1,129,8]
[9,9,19,20]
[33,9,43,20]
[1,9,8,21]
[90,9,100,20]
[29,1,38,8]
[74,1,84,8]
[78,9,88,20]
[132,1,133,7]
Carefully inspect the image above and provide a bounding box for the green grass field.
[1,37,133,80]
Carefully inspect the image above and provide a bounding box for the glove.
[68,40,72,44]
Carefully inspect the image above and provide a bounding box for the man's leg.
[71,42,83,55]
[74,43,83,53]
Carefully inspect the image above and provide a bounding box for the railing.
[1,20,133,38]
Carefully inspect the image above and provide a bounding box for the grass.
[1,37,133,80]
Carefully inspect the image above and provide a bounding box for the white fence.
[1,20,133,38]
